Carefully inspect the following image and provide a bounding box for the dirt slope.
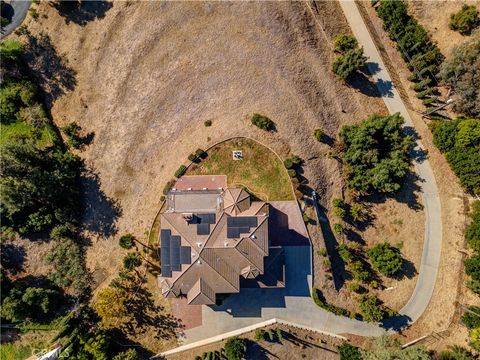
[22,1,386,282]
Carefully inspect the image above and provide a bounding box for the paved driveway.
[1,1,31,38]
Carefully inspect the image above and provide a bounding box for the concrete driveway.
[1,0,31,38]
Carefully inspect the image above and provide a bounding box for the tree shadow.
[0,243,26,275]
[23,33,77,107]
[50,0,113,26]
[316,203,348,290]
[394,257,417,280]
[381,313,412,332]
[122,285,183,340]
[0,3,14,26]
[80,168,122,238]
[245,339,277,360]
[347,62,394,98]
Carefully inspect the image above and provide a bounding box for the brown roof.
[158,185,270,304]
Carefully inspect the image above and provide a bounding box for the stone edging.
[152,318,346,358]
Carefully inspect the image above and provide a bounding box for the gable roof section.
[187,278,216,305]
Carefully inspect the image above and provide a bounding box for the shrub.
[332,47,367,80]
[465,254,480,281]
[415,88,434,99]
[204,119,212,127]
[311,288,351,317]
[174,165,187,178]
[283,155,303,169]
[412,78,431,92]
[188,153,197,162]
[440,34,480,117]
[467,279,480,295]
[466,201,480,251]
[350,260,371,282]
[254,329,265,340]
[333,223,344,235]
[318,248,327,257]
[339,113,413,194]
[349,203,364,222]
[162,179,176,195]
[449,5,480,35]
[123,253,141,271]
[358,295,383,322]
[62,122,82,149]
[29,8,39,20]
[251,113,274,131]
[287,169,296,178]
[337,343,361,360]
[332,198,346,218]
[195,148,206,158]
[367,242,403,277]
[470,328,480,352]
[119,234,135,249]
[337,243,354,263]
[224,337,246,360]
[313,128,325,142]
[440,345,475,360]
[113,349,141,360]
[348,281,361,293]
[334,34,358,53]
[1,286,60,321]
[462,306,480,329]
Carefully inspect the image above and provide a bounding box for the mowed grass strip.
[188,138,294,201]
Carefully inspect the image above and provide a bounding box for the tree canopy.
[440,32,480,117]
[449,5,480,35]
[224,337,246,360]
[367,242,403,277]
[339,113,413,194]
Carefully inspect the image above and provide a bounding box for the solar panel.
[197,213,216,224]
[171,264,181,271]
[180,246,191,264]
[238,227,250,234]
[160,230,171,247]
[227,227,240,239]
[161,247,170,265]
[161,265,172,277]
[197,223,210,235]
[171,244,180,266]
[170,235,181,248]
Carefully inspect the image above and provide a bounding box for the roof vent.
[250,234,257,239]
[197,260,202,264]
[197,242,203,248]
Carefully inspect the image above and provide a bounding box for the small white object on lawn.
[233,150,243,160]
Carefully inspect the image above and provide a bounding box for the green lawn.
[1,121,55,148]
[187,138,294,201]
[0,343,33,360]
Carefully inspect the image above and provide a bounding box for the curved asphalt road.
[1,0,31,38]
[158,1,444,354]
[338,0,443,326]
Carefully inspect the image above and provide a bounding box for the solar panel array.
[160,229,191,277]
[195,213,216,235]
[226,216,258,239]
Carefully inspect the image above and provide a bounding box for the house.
[158,176,283,305]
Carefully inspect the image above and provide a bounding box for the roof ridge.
[201,248,239,290]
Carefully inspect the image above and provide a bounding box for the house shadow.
[50,0,113,26]
[268,206,310,246]
[80,167,122,238]
[23,33,77,107]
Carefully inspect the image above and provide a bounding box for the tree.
[313,127,325,142]
[334,34,358,53]
[123,253,141,271]
[466,201,480,251]
[62,122,82,149]
[339,113,413,194]
[337,343,361,360]
[462,306,480,329]
[81,329,112,360]
[440,32,480,117]
[358,295,383,323]
[1,286,60,321]
[449,5,480,35]
[349,203,364,222]
[362,335,431,360]
[0,138,81,234]
[47,238,89,294]
[367,242,403,277]
[94,286,129,328]
[332,47,367,80]
[470,327,480,352]
[224,337,246,360]
[119,234,135,249]
[465,254,480,281]
[251,113,274,131]
[112,349,141,360]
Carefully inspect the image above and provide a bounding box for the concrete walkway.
[160,1,443,352]
[0,0,31,38]
[338,0,442,324]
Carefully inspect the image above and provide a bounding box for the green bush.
[367,242,402,277]
[251,113,274,131]
[204,119,212,127]
[461,306,480,329]
[332,198,346,218]
[349,203,364,222]
[337,343,361,360]
[174,165,187,178]
[283,155,303,169]
[350,260,371,282]
[465,254,480,281]
[254,328,265,340]
[412,78,432,92]
[337,244,354,264]
[333,223,344,235]
[334,34,358,53]
[287,168,296,178]
[224,337,246,360]
[466,201,480,252]
[62,122,82,149]
[123,253,141,271]
[440,345,475,360]
[332,47,367,80]
[119,234,135,249]
[311,288,351,317]
[163,179,176,195]
[1,286,60,321]
[449,5,480,35]
[188,153,197,162]
[313,128,325,142]
[339,113,413,194]
[415,88,434,99]
[358,295,383,322]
